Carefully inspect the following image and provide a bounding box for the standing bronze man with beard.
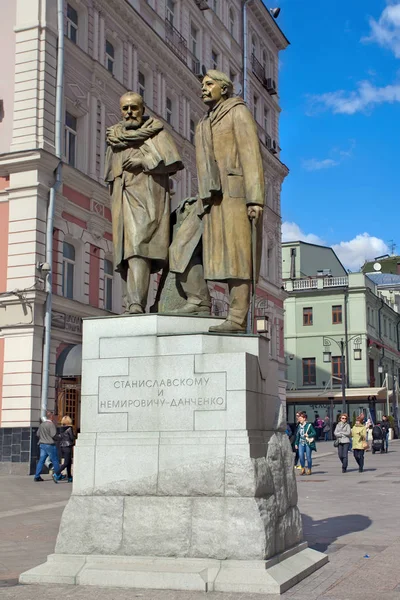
[105,92,183,314]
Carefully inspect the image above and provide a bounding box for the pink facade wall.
[0,4,16,153]
[89,245,100,308]
[0,198,9,292]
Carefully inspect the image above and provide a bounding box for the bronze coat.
[197,100,265,281]
[105,126,183,273]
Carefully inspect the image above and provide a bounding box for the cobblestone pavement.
[1,441,400,599]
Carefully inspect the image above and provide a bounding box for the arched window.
[62,242,75,299]
[229,8,235,37]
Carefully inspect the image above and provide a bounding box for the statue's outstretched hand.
[247,205,263,224]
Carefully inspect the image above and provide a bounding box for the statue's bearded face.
[120,94,144,129]
[201,76,226,108]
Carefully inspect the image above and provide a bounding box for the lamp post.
[322,335,362,415]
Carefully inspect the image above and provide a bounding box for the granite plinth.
[20,314,327,593]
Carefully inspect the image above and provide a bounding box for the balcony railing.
[165,19,187,63]
[285,277,349,291]
[164,19,200,76]
[251,53,266,85]
[292,279,318,290]
[323,276,349,287]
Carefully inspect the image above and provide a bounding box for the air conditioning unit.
[271,139,278,154]
[194,0,210,10]
[265,134,272,150]
[266,78,277,95]
[169,178,177,195]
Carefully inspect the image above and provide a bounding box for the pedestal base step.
[19,545,328,594]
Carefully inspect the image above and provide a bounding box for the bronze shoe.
[209,319,246,334]
[170,302,210,316]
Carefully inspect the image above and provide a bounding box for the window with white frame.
[67,3,78,44]
[253,95,258,121]
[211,49,219,70]
[263,107,268,133]
[189,118,195,144]
[104,258,113,311]
[166,0,175,25]
[190,24,198,58]
[138,71,146,99]
[64,111,77,167]
[62,242,75,299]
[166,97,173,125]
[105,39,115,74]
[229,8,235,37]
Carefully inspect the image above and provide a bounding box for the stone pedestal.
[20,314,327,593]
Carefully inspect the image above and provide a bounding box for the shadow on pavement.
[301,512,372,553]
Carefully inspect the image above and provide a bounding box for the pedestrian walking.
[351,416,367,473]
[380,415,390,453]
[293,411,301,469]
[334,413,351,473]
[323,416,331,441]
[33,410,61,482]
[295,411,317,476]
[314,414,324,440]
[53,416,75,483]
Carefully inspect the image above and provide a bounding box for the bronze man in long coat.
[105,92,183,313]
[170,71,264,332]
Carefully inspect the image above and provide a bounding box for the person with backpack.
[295,411,317,475]
[53,416,75,483]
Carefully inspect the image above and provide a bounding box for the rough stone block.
[122,497,192,557]
[55,496,124,555]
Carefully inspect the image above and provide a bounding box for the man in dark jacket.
[380,415,390,453]
[34,411,60,482]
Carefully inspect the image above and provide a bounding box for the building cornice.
[247,0,290,50]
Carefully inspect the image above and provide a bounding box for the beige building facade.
[0,0,289,472]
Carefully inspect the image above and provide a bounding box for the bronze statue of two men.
[105,70,264,334]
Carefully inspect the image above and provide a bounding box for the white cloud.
[302,158,339,171]
[309,80,400,115]
[282,222,325,245]
[362,2,400,58]
[332,234,390,271]
[282,224,389,271]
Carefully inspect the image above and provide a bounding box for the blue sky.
[273,0,400,269]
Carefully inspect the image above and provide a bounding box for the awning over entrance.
[287,387,393,403]
[56,344,82,377]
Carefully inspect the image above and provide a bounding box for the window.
[138,71,146,99]
[104,259,113,311]
[190,24,198,58]
[367,306,371,325]
[229,8,235,37]
[332,356,343,381]
[303,307,313,326]
[62,242,75,299]
[253,95,258,121]
[251,34,257,57]
[332,305,342,324]
[105,39,114,74]
[166,97,172,125]
[166,0,175,25]
[302,358,316,386]
[263,107,268,133]
[383,317,387,336]
[189,119,195,144]
[211,49,219,70]
[262,49,267,74]
[67,4,78,44]
[212,0,218,14]
[64,111,77,167]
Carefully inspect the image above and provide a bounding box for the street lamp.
[322,337,346,414]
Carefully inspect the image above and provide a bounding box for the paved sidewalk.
[1,442,400,599]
